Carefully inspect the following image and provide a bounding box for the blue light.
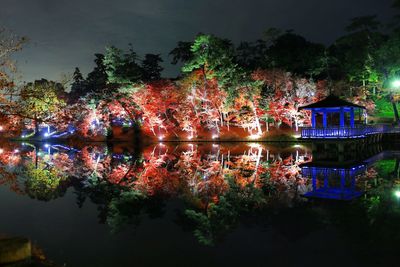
[301,125,387,139]
[52,132,68,138]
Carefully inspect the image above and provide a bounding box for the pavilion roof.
[298,95,365,110]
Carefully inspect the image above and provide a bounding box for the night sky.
[0,0,396,82]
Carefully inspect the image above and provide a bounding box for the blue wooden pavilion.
[298,95,372,139]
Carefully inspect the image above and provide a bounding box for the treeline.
[71,1,400,102]
[0,1,400,139]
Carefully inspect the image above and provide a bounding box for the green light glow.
[392,79,400,88]
[21,132,35,139]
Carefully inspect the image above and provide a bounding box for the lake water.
[0,141,399,267]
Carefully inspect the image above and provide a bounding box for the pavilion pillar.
[364,110,368,125]
[350,107,355,128]
[351,170,356,188]
[324,174,328,188]
[340,170,345,189]
[312,168,317,190]
[311,111,316,128]
[340,107,345,127]
[322,110,327,128]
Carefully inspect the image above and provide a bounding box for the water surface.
[0,141,399,266]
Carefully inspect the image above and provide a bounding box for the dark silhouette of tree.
[169,41,193,65]
[103,45,143,86]
[329,15,385,91]
[266,31,326,77]
[235,40,268,70]
[346,15,381,32]
[85,53,108,94]
[375,32,400,82]
[141,54,163,81]
[69,67,85,103]
[392,3,400,32]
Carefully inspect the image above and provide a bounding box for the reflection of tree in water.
[65,143,314,244]
[0,143,313,242]
[24,163,67,201]
[6,142,399,248]
[0,143,26,195]
[184,175,269,245]
[352,166,400,256]
[107,190,166,232]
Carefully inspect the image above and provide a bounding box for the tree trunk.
[202,66,207,99]
[253,105,262,135]
[35,145,39,169]
[34,115,39,136]
[116,100,136,125]
[391,94,400,126]
[395,158,400,179]
[106,113,114,140]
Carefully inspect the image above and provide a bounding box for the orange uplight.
[248,143,261,149]
[248,134,261,140]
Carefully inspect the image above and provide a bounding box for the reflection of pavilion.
[301,163,366,200]
[300,144,384,200]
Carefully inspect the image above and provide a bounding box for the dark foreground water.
[0,141,399,267]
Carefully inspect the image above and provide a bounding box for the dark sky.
[0,0,396,82]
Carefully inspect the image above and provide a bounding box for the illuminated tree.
[12,79,66,134]
[0,28,26,91]
[182,34,245,103]
[0,29,26,134]
[132,80,180,137]
[177,71,226,138]
[228,88,264,136]
[180,34,265,138]
[253,69,325,130]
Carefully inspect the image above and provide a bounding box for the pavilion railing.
[301,124,400,139]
